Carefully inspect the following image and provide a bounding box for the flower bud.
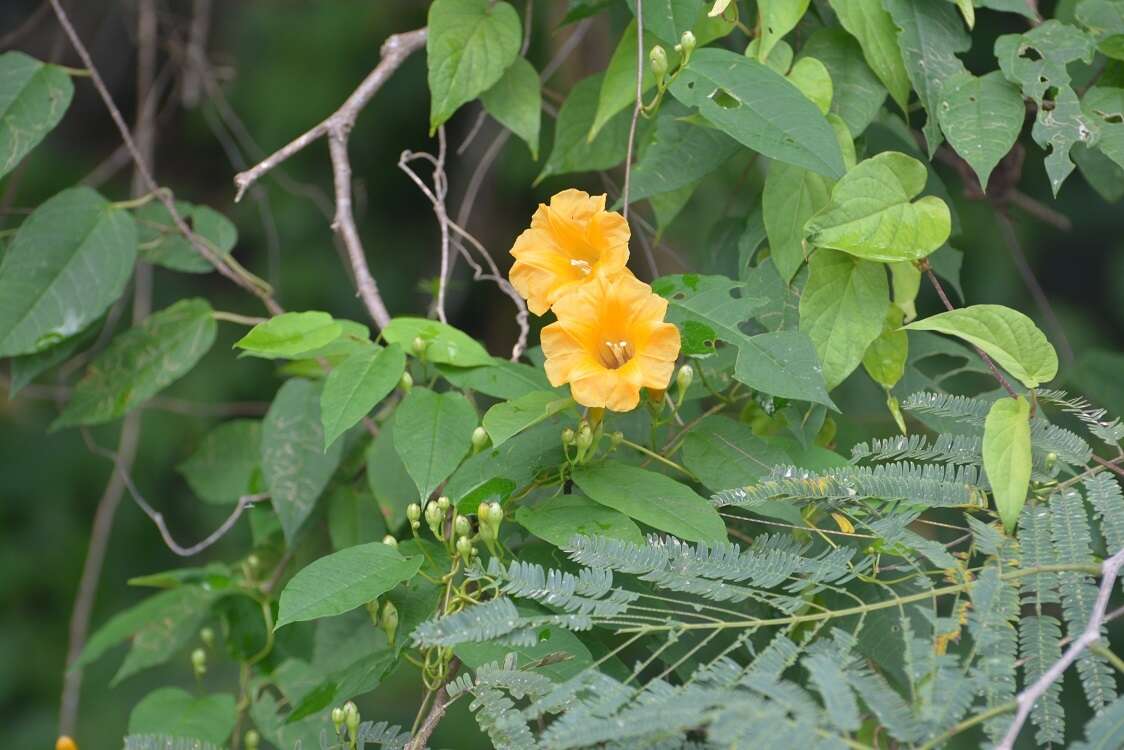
[472,426,490,452]
[561,427,576,446]
[675,364,694,393]
[246,553,260,570]
[1044,451,1058,471]
[399,371,413,392]
[191,647,207,677]
[649,45,669,80]
[382,534,398,548]
[344,699,361,737]
[454,514,472,538]
[576,423,594,452]
[456,535,473,561]
[199,626,215,648]
[425,501,443,525]
[331,706,346,728]
[411,336,428,357]
[244,730,260,750]
[679,30,696,55]
[437,496,451,512]
[406,502,422,523]
[366,599,380,625]
[488,501,503,526]
[381,600,399,645]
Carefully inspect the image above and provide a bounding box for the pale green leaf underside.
[983,396,1032,532]
[235,311,342,359]
[904,304,1059,388]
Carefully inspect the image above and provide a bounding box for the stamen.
[602,340,633,369]
[569,258,593,275]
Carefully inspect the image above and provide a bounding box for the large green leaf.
[904,304,1059,388]
[937,71,1025,189]
[53,299,216,428]
[0,51,74,179]
[995,21,1097,194]
[983,396,1032,533]
[1084,86,1124,171]
[262,379,344,541]
[798,249,889,389]
[626,114,741,202]
[762,162,831,283]
[804,151,951,262]
[320,343,406,449]
[668,48,846,179]
[381,316,492,367]
[426,0,521,132]
[800,28,887,136]
[0,187,136,357]
[482,389,575,448]
[394,387,478,500]
[134,201,236,273]
[572,463,727,543]
[444,420,566,506]
[884,0,969,156]
[654,274,834,407]
[828,0,911,111]
[128,689,236,747]
[276,542,423,628]
[515,493,644,547]
[539,73,633,182]
[235,311,343,359]
[481,56,541,159]
[177,419,263,505]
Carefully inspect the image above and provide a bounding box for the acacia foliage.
[4,1,1124,748]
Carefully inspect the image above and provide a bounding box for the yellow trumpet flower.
[509,189,630,315]
[542,273,680,412]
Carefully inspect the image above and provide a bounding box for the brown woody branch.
[233,28,429,330]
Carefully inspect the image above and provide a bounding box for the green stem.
[620,438,698,481]
[915,700,1017,750]
[110,188,169,210]
[1090,642,1124,675]
[213,310,267,326]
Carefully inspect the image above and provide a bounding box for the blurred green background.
[1,1,1122,748]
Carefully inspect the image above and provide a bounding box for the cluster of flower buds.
[190,647,207,679]
[331,700,362,746]
[423,496,452,540]
[477,500,504,556]
[674,30,696,58]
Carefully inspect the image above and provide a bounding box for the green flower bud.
[487,502,503,527]
[244,730,260,750]
[437,495,451,512]
[454,514,472,538]
[561,427,576,446]
[679,30,696,55]
[366,599,380,625]
[406,502,422,523]
[199,626,215,648]
[190,647,206,676]
[246,553,260,570]
[344,698,361,736]
[477,501,490,520]
[610,431,624,448]
[472,426,490,452]
[331,706,346,728]
[425,501,443,526]
[411,336,428,357]
[576,423,594,451]
[399,371,413,392]
[675,364,694,393]
[381,600,399,645]
[382,534,398,548]
[456,535,473,562]
[649,44,669,80]
[1044,451,1058,471]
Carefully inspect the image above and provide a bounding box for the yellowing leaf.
[805,151,951,262]
[904,304,1059,388]
[983,396,1032,533]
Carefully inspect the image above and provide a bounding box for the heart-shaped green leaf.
[805,151,951,262]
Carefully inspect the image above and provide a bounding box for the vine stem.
[621,0,643,223]
[406,659,461,750]
[996,546,1124,749]
[920,261,1018,399]
[620,438,697,481]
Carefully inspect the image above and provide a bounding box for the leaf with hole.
[668,48,846,179]
[937,71,1025,190]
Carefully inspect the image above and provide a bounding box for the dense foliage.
[4,0,1124,748]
